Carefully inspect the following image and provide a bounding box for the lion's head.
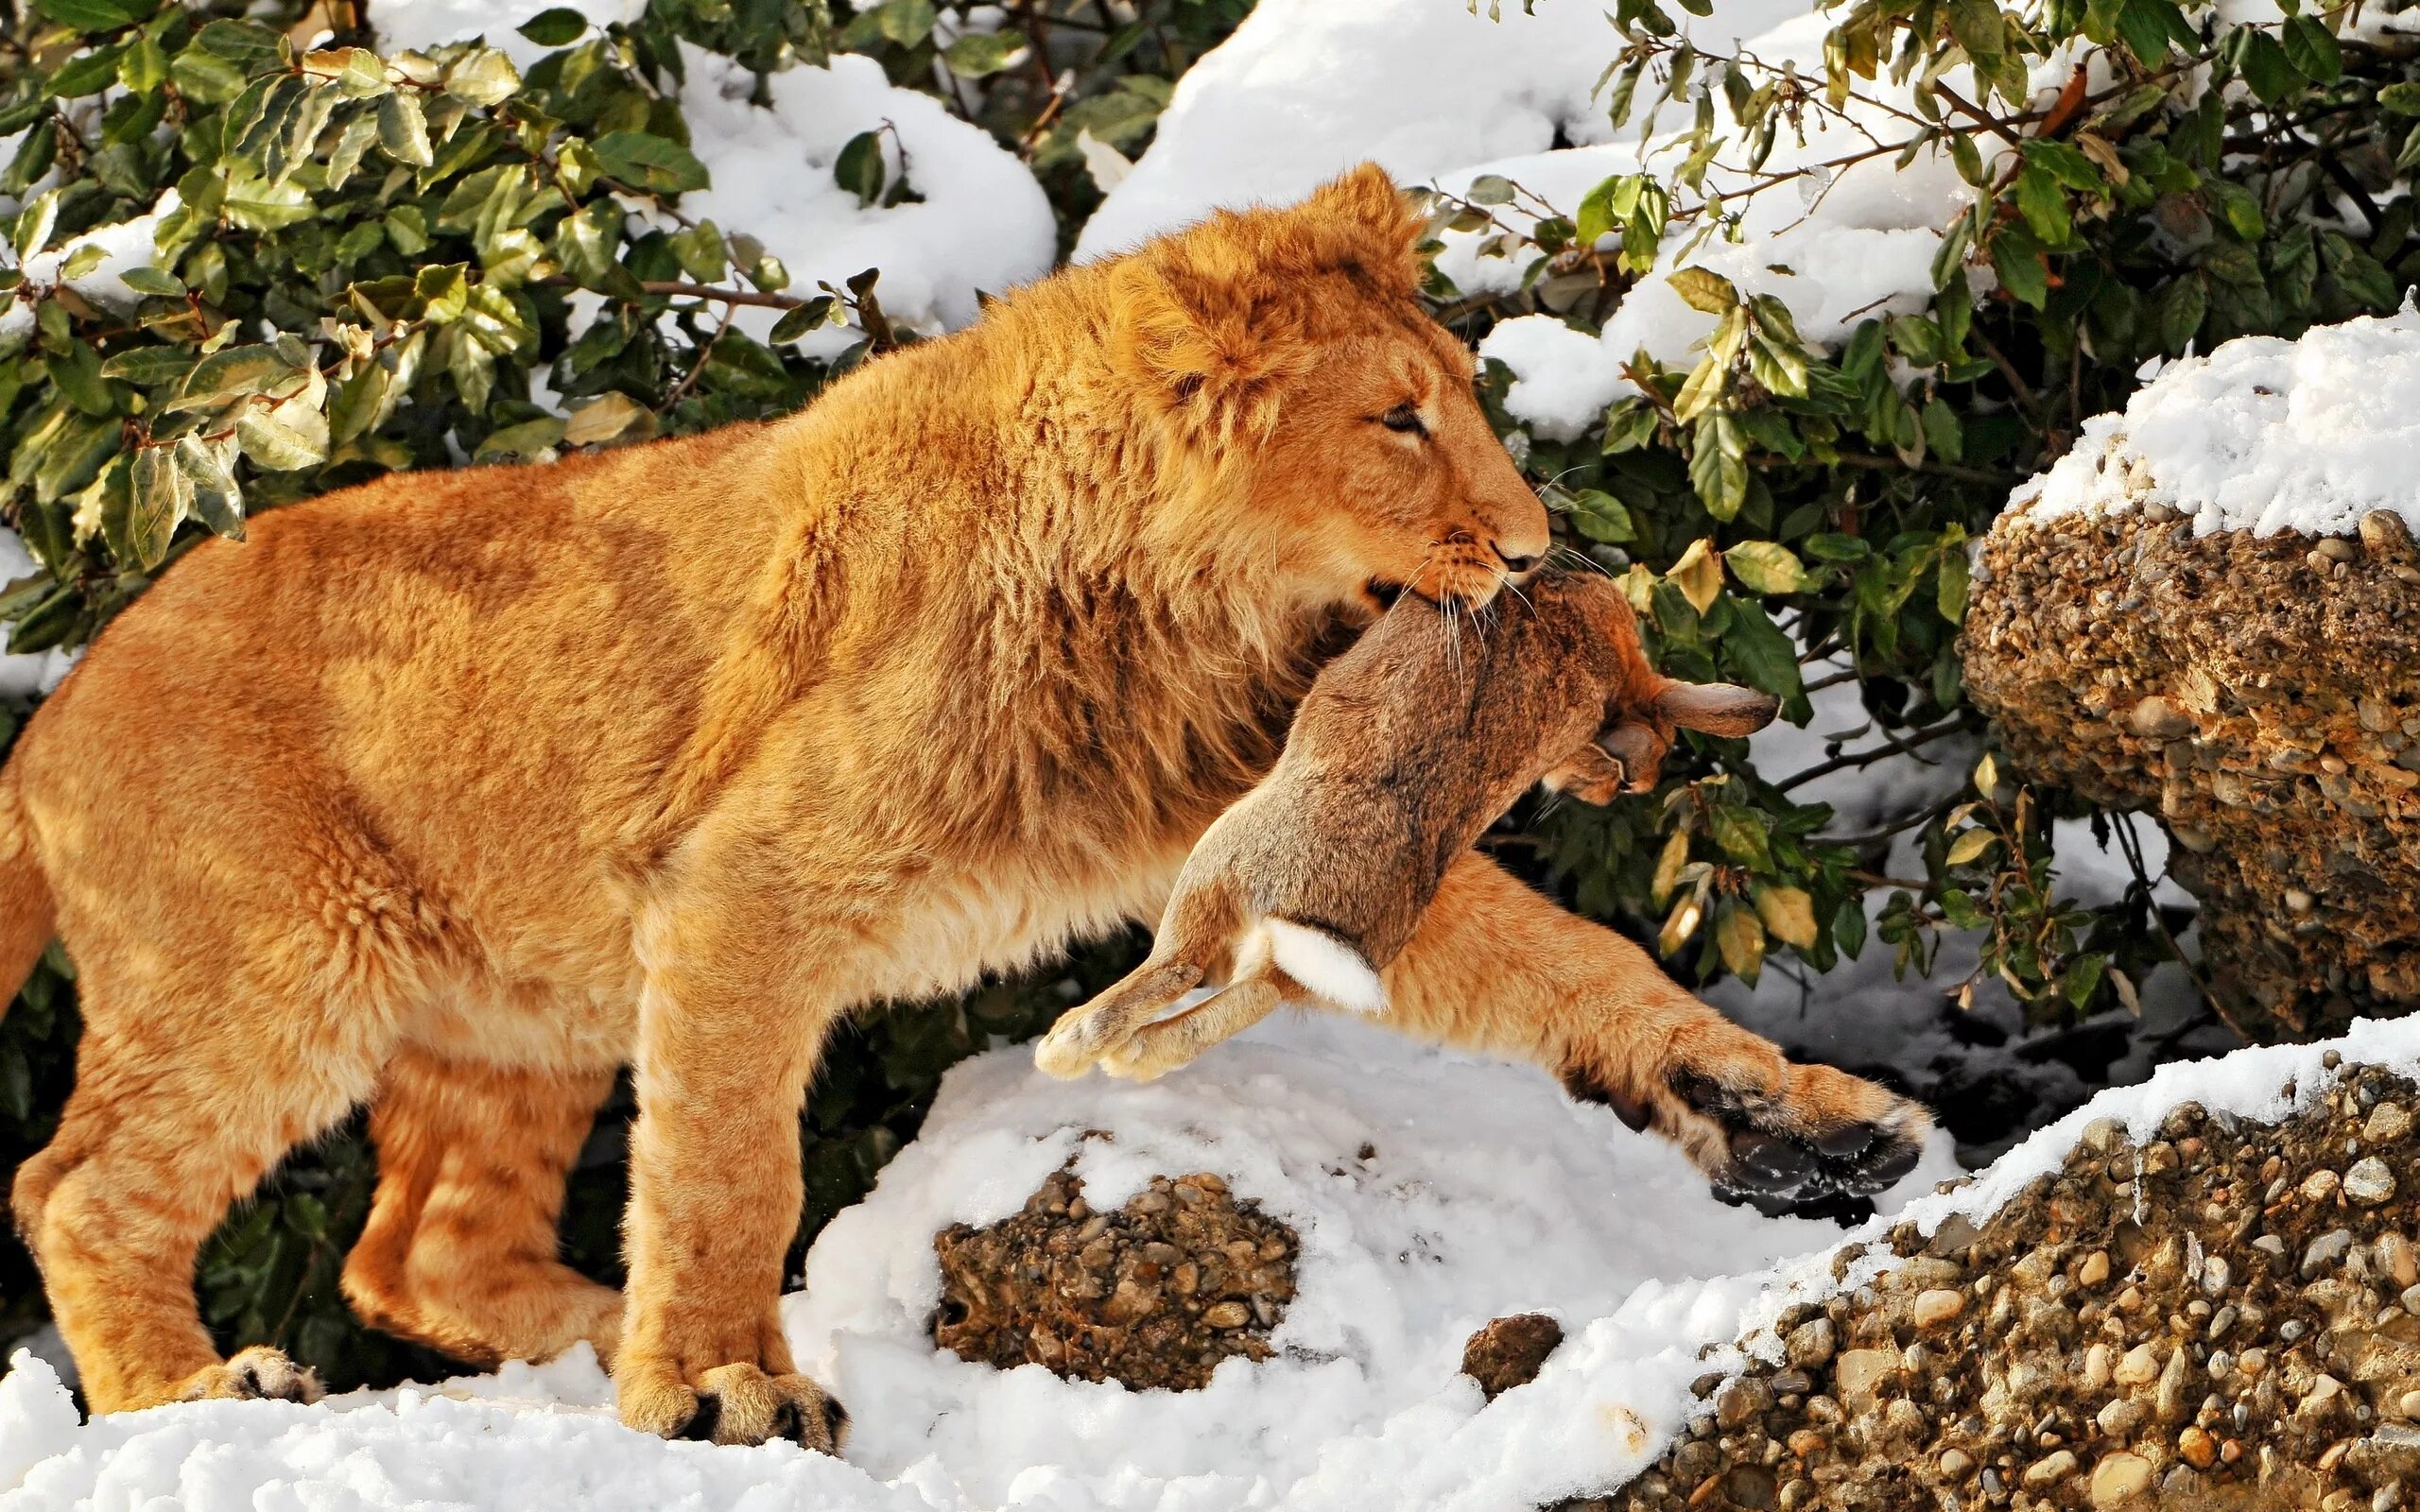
[1109,164,1549,612]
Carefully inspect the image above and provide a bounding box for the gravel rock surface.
[930,1167,1298,1391]
[1577,1059,2420,1510]
[1962,506,2420,1041]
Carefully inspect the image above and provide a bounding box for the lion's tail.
[0,765,54,1017]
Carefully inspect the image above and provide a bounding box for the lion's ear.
[1293,163,1424,297]
[1109,242,1311,442]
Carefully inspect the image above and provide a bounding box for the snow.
[369,0,1058,360]
[1077,1,1978,441]
[12,1007,2415,1511]
[0,531,78,699]
[2011,302,2420,539]
[667,48,1057,358]
[0,195,179,355]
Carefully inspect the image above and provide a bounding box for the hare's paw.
[1033,1005,1122,1078]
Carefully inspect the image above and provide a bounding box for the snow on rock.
[2011,302,2420,539]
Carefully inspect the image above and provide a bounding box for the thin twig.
[1774,717,1968,794]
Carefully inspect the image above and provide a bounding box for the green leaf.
[1574,174,1643,248]
[1689,413,1748,519]
[2280,14,2342,82]
[769,295,838,345]
[517,6,591,44]
[2235,28,2295,103]
[1709,805,1772,868]
[1725,540,1809,595]
[169,344,305,413]
[1990,232,2049,308]
[1715,902,1765,985]
[33,0,154,32]
[1667,266,1738,314]
[127,446,188,569]
[99,346,194,385]
[591,130,710,195]
[475,416,564,460]
[14,190,59,262]
[2154,274,2205,352]
[173,435,243,537]
[1938,541,1973,622]
[442,46,522,107]
[834,130,888,207]
[2014,164,2071,244]
[376,91,434,167]
[46,340,115,418]
[1565,488,1635,544]
[2382,82,2420,115]
[118,264,184,298]
[234,402,330,471]
[1465,174,1517,207]
[877,0,938,45]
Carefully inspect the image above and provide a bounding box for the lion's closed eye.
[1375,403,1426,437]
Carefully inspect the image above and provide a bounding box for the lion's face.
[1111,163,1549,613]
[1251,323,1549,611]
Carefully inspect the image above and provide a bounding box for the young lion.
[1033,570,1780,1082]
[0,165,1927,1446]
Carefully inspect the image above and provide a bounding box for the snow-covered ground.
[11,1006,2417,1511]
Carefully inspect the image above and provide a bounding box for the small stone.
[1912,1289,1966,1329]
[2347,1158,2399,1206]
[2079,1251,2111,1288]
[2402,1390,2420,1420]
[2307,1228,2357,1277]
[2090,1452,2154,1507]
[2306,1169,2343,1203]
[2083,1116,2130,1153]
[2201,1255,2232,1297]
[1785,1317,1837,1370]
[1785,1428,1827,1458]
[2155,1343,2195,1422]
[2025,1449,2080,1488]
[1202,1301,1252,1330]
[2099,1398,2146,1439]
[1461,1314,1564,1400]
[2114,1342,2162,1386]
[2372,1104,2416,1144]
[2083,1343,2115,1391]
[1724,1466,1779,1511]
[1940,1448,1976,1479]
[2362,509,2413,553]
[2381,1235,2419,1289]
[1716,1375,1773,1431]
[1834,1349,1896,1409]
[2128,696,2194,739]
[2179,1425,2218,1469]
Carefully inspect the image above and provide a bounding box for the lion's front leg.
[1382,854,1929,1211]
[616,882,849,1452]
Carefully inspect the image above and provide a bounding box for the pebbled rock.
[1461,1313,1564,1400]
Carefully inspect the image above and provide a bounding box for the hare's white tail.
[1258,919,1386,1014]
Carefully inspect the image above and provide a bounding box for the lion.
[0,164,1927,1447]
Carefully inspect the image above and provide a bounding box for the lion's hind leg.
[342,1047,622,1368]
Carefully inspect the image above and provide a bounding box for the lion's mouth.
[1364,577,1407,610]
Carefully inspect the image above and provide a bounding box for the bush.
[1428,0,2415,1025]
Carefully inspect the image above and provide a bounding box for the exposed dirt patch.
[1962,505,2420,1041]
[1581,1059,2420,1510]
[930,1167,1299,1391]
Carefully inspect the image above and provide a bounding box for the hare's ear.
[1655,682,1780,737]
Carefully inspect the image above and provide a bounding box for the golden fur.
[0,165,1926,1444]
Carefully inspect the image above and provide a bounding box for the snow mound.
[2011,304,2420,539]
[369,0,642,59]
[1075,0,1973,441]
[13,1013,2420,1509]
[670,48,1055,358]
[1072,0,1811,262]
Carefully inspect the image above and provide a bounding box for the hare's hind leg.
[1101,919,1382,1081]
[1034,957,1208,1076]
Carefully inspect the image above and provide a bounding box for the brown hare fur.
[0,164,1927,1447]
[1034,569,1780,1081]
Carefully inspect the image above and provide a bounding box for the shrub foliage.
[0,0,2412,1391]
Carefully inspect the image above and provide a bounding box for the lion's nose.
[1493,544,1543,576]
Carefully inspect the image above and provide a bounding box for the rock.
[2025,1450,2080,1488]
[2180,1425,2219,1469]
[2305,1169,2343,1203]
[2155,1342,2196,1422]
[2371,1103,2415,1144]
[932,1169,1298,1391]
[1785,1317,1837,1370]
[1461,1313,1564,1400]
[2115,1342,2163,1386]
[1714,1375,1772,1431]
[2350,1425,2420,1482]
[2129,696,2195,739]
[1834,1349,1897,1409]
[2202,1255,2232,1297]
[1939,1448,1975,1480]
[2083,1342,2115,1391]
[2100,1398,2147,1439]
[2091,1452,2155,1507]
[1910,1289,1966,1329]
[2079,1250,2112,1288]
[2307,1229,2356,1277]
[2347,1157,2399,1206]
